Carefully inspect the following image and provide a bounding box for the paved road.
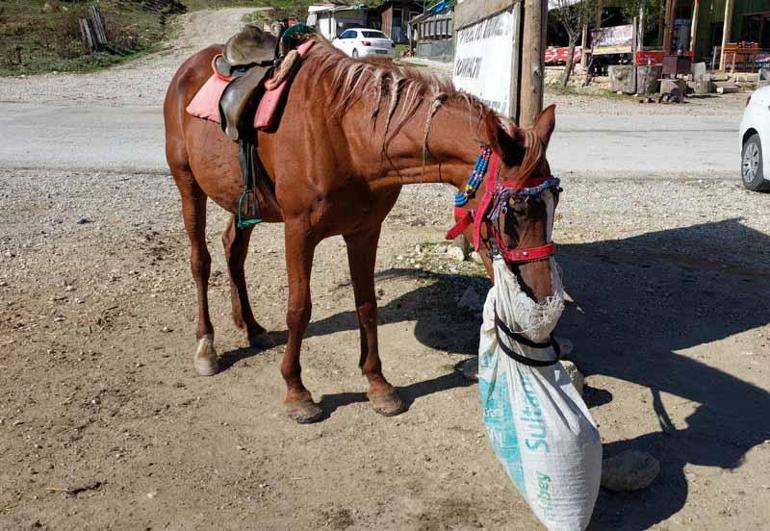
[0,102,739,177]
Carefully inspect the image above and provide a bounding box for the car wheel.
[742,134,769,191]
[352,49,359,59]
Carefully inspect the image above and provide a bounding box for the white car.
[740,85,770,191]
[332,28,395,59]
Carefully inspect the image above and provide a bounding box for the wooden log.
[88,5,108,48]
[79,18,94,52]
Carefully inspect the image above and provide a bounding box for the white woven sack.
[478,257,601,531]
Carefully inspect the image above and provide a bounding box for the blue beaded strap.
[509,177,561,197]
[454,147,492,207]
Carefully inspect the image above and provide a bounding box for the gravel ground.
[1,7,769,531]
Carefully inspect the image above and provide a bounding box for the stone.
[76,217,92,225]
[458,286,483,312]
[601,450,660,492]
[446,245,466,262]
[561,360,584,395]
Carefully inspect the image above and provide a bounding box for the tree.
[618,0,662,33]
[550,0,599,87]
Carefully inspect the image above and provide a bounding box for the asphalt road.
[0,102,740,178]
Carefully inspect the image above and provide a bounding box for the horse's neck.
[354,99,489,193]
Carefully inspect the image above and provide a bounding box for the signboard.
[452,6,520,117]
[591,24,634,56]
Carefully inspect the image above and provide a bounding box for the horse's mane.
[305,37,498,152]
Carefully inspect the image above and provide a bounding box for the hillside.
[0,0,288,76]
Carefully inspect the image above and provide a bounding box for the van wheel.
[352,49,359,58]
[742,134,769,192]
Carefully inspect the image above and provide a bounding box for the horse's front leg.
[344,227,404,417]
[282,218,323,423]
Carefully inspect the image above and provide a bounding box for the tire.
[742,134,770,192]
[352,49,359,59]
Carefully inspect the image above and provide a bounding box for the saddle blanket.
[186,40,315,131]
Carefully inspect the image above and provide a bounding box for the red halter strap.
[445,139,557,265]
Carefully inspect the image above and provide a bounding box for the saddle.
[217,25,277,142]
[214,23,316,229]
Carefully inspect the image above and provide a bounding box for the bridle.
[446,129,564,367]
[445,130,561,265]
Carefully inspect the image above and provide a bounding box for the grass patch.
[0,0,285,77]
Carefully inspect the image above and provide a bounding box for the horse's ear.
[533,104,556,148]
[485,114,523,166]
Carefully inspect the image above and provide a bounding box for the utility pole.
[719,0,735,70]
[519,0,546,128]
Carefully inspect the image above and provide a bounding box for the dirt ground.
[2,169,769,530]
[2,7,770,531]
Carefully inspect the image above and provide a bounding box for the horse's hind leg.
[344,226,404,417]
[172,168,218,376]
[222,216,272,348]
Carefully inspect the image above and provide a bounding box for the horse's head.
[481,105,560,306]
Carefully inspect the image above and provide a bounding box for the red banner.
[635,50,693,65]
[545,46,582,65]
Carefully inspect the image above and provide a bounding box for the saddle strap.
[237,138,262,230]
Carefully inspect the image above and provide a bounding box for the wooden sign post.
[453,0,545,127]
[519,0,546,127]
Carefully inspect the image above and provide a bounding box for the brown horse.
[164,36,559,423]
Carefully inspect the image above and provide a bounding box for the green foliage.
[617,0,662,32]
[0,0,173,76]
[0,0,308,76]
[550,0,600,42]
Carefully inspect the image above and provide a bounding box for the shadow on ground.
[223,219,770,530]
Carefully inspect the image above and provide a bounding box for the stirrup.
[237,189,262,230]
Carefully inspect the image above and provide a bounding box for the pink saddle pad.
[186,60,229,124]
[254,40,315,130]
[186,39,316,129]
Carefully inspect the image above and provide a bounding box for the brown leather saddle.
[215,24,315,229]
[217,25,278,142]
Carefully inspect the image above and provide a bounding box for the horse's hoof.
[193,335,219,376]
[370,392,405,417]
[249,332,274,350]
[286,400,324,424]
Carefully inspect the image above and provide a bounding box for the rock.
[561,360,584,395]
[458,286,483,312]
[446,245,466,262]
[76,218,92,225]
[601,450,660,492]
